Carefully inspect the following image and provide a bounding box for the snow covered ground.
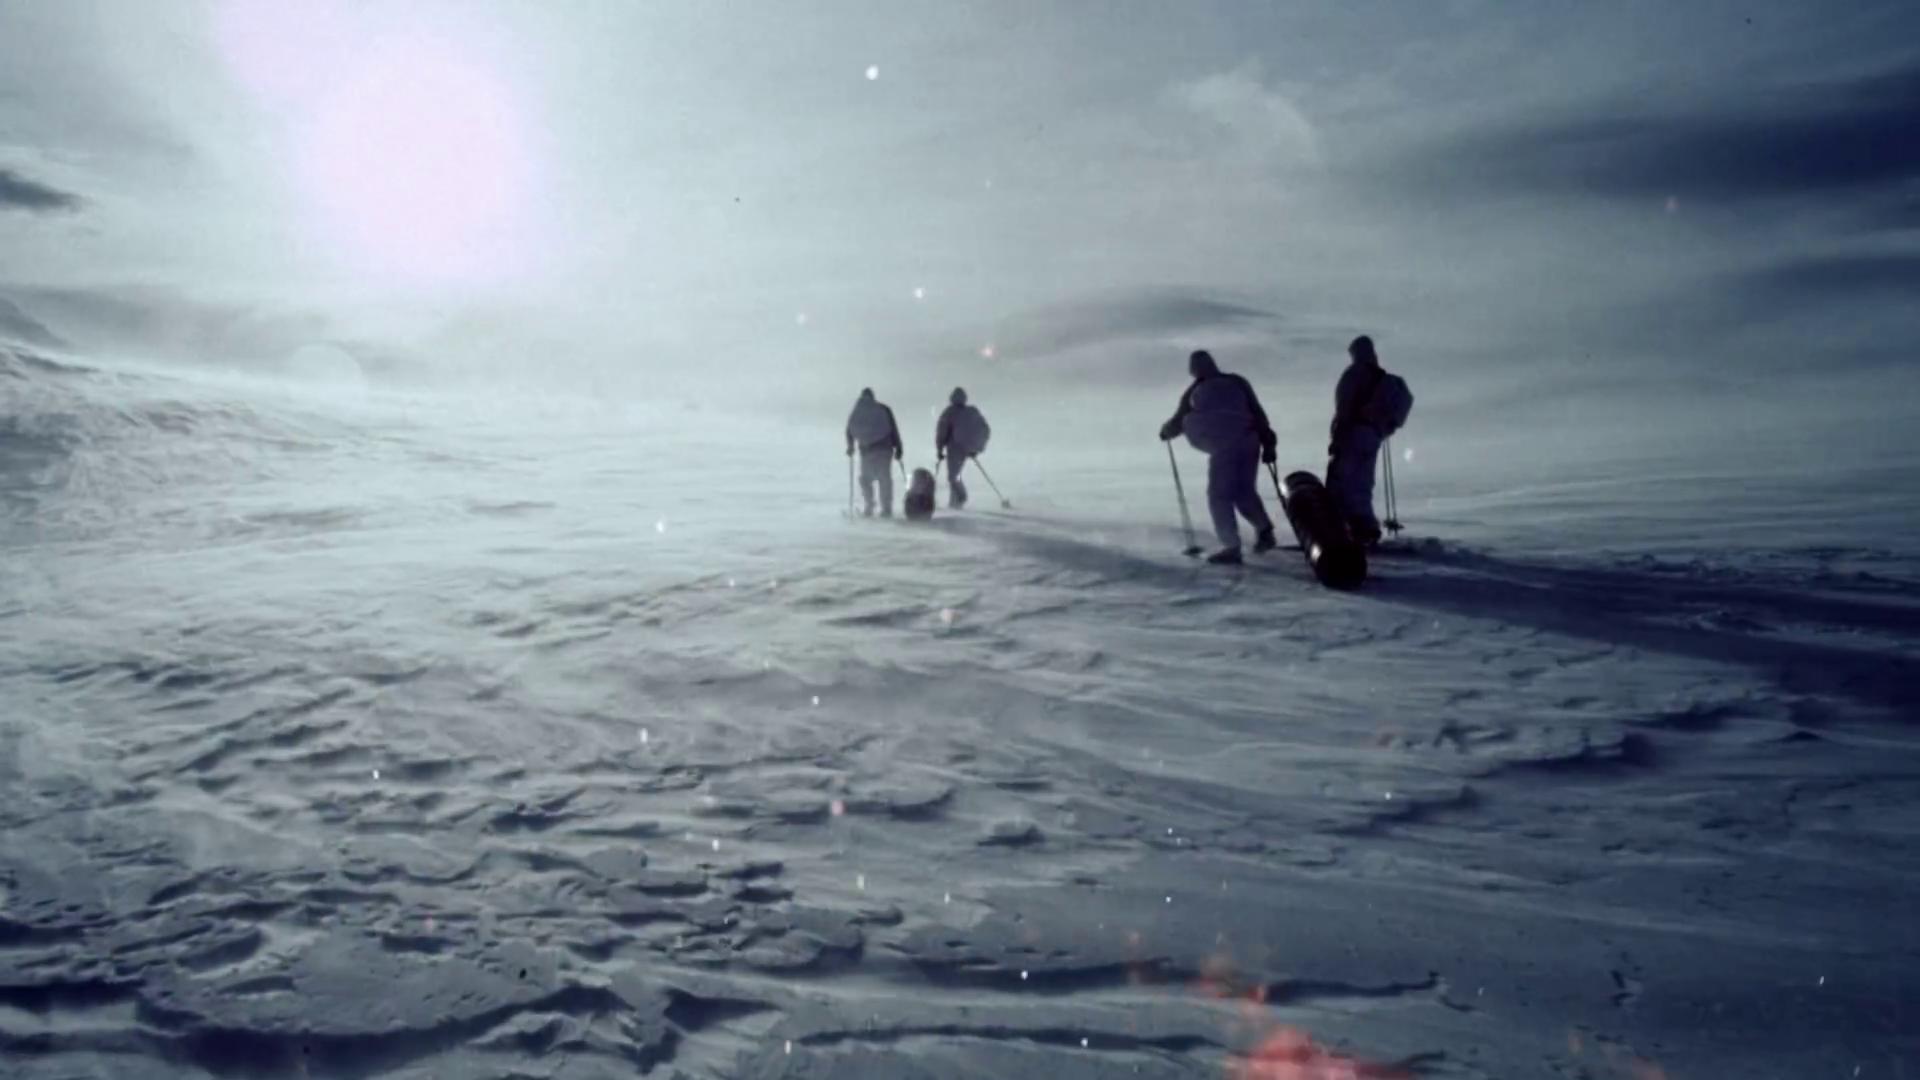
[4,346,1918,1078]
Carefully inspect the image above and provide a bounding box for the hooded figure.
[934,387,992,509]
[1158,350,1278,564]
[1327,336,1384,544]
[845,388,903,517]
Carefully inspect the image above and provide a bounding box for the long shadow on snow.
[929,515,1210,591]
[1368,549,1919,716]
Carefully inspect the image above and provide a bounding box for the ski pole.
[1167,442,1202,557]
[969,456,1012,509]
[1266,461,1290,515]
[1381,437,1402,536]
[847,452,855,516]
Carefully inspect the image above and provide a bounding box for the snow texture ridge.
[3,351,1918,1078]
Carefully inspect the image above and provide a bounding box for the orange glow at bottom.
[1230,1026,1410,1080]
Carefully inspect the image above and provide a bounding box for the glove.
[1158,418,1182,441]
[895,446,904,461]
[1261,444,1277,466]
[846,445,854,457]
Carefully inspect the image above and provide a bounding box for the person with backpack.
[1158,349,1279,565]
[845,387,904,517]
[1327,335,1413,545]
[934,387,992,509]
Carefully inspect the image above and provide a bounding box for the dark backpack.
[1364,371,1414,437]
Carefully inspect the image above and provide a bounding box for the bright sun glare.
[216,2,539,286]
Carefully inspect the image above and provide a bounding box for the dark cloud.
[1737,251,1920,305]
[1864,194,1920,233]
[1544,250,1920,381]
[1401,60,1920,205]
[0,295,67,349]
[991,289,1276,358]
[0,168,82,213]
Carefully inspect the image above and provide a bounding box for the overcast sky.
[2,1,1917,454]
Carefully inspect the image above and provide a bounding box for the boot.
[1252,527,1278,554]
[1206,547,1244,565]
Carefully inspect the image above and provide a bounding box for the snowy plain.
[3,345,1918,1079]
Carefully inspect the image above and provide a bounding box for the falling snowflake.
[811,695,820,707]
[943,891,951,904]
[655,520,667,534]
[830,799,846,817]
[913,286,926,300]
[795,312,809,326]
[711,838,721,852]
[1020,970,1029,981]
[640,728,650,745]
[371,769,380,780]
[980,344,996,359]
[785,1040,793,1055]
[865,65,879,80]
[856,873,866,891]
[1403,446,1415,462]
[940,607,955,625]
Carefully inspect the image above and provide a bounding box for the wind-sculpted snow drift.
[3,349,1918,1078]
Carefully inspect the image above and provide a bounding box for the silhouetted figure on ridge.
[934,387,991,509]
[1327,335,1413,546]
[845,388,903,518]
[1159,350,1278,565]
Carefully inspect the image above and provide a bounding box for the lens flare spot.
[1230,1025,1409,1080]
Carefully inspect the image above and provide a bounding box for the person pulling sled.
[845,388,904,518]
